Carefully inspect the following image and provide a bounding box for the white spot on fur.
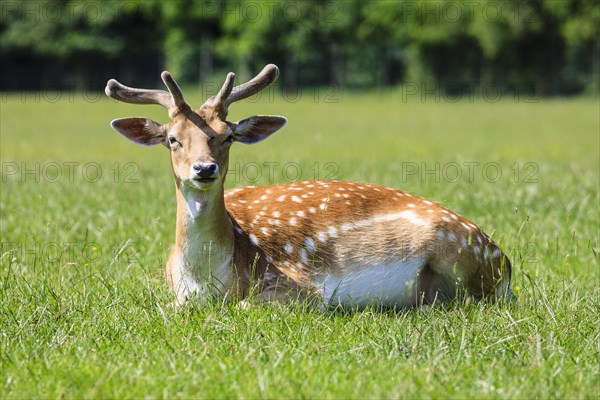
[291,195,302,203]
[398,210,428,226]
[317,232,327,243]
[328,226,338,238]
[309,207,317,214]
[305,237,315,252]
[277,195,286,202]
[249,234,259,246]
[297,211,305,217]
[289,217,297,226]
[483,247,490,260]
[341,223,353,233]
[299,248,308,263]
[284,243,293,254]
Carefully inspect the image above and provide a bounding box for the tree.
[0,0,163,89]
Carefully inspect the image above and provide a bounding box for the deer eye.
[223,135,235,145]
[167,135,181,149]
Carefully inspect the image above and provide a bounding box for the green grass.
[1,90,598,398]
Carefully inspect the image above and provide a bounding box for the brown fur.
[225,180,511,304]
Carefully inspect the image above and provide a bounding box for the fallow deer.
[105,64,511,309]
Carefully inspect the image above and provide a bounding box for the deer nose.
[192,162,219,179]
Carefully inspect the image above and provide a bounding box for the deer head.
[105,65,287,204]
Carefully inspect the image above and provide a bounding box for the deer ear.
[232,115,287,144]
[110,117,166,146]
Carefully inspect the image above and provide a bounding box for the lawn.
[1,88,598,398]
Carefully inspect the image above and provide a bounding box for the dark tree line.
[1,0,598,95]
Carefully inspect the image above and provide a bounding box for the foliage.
[0,0,598,94]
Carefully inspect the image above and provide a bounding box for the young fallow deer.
[106,64,511,309]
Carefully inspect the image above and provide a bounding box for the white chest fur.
[172,189,234,301]
[170,244,233,301]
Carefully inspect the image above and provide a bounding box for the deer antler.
[105,71,189,117]
[206,64,280,118]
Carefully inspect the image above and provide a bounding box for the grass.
[1,89,598,398]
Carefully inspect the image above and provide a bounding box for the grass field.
[1,89,598,398]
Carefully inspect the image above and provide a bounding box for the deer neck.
[174,182,234,276]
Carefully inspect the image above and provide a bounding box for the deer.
[105,64,511,310]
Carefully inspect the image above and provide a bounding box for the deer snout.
[191,162,219,180]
